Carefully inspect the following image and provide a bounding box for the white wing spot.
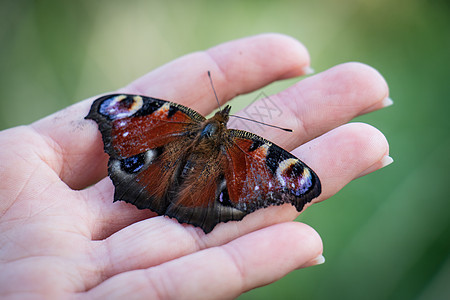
[145,149,157,164]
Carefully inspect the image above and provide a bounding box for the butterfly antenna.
[207,71,221,111]
[208,71,292,132]
[230,115,293,132]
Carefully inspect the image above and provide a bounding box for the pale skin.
[0,34,391,299]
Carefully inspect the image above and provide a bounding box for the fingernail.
[359,96,394,115]
[380,155,394,168]
[356,155,394,179]
[298,254,325,269]
[381,97,394,108]
[302,66,315,75]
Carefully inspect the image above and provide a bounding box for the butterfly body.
[86,94,321,233]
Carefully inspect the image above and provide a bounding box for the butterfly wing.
[86,94,321,234]
[222,129,321,216]
[85,94,206,215]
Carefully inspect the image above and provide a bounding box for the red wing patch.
[86,94,204,158]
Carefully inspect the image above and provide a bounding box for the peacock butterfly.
[86,79,321,233]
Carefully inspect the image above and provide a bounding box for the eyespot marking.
[99,95,143,120]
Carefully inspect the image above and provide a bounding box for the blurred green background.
[1,0,449,299]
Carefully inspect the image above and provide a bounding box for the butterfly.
[86,87,321,233]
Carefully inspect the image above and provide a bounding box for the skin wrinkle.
[182,225,208,253]
[144,267,173,300]
[3,164,42,218]
[28,125,66,180]
[86,241,109,290]
[0,156,40,217]
[96,223,141,281]
[21,182,65,218]
[0,256,83,294]
[220,244,247,294]
[0,189,20,219]
[0,227,26,263]
[69,190,97,239]
[2,220,76,262]
[101,228,140,280]
[83,184,112,240]
[95,238,115,284]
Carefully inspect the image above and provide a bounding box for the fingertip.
[331,122,390,174]
[208,33,311,81]
[292,222,323,254]
[294,122,390,201]
[381,97,394,108]
[262,222,324,275]
[258,33,311,79]
[350,122,390,158]
[335,62,389,104]
[355,154,394,179]
[268,222,323,269]
[298,254,326,269]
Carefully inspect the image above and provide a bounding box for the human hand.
[0,34,391,299]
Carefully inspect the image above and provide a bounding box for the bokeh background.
[1,0,449,299]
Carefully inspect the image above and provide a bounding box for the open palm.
[0,34,390,299]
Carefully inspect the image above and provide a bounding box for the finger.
[84,222,323,299]
[30,33,311,190]
[0,126,69,215]
[124,33,312,115]
[80,178,157,240]
[86,122,387,279]
[231,62,389,150]
[292,122,390,202]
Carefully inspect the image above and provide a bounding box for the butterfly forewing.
[86,94,205,158]
[86,94,204,215]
